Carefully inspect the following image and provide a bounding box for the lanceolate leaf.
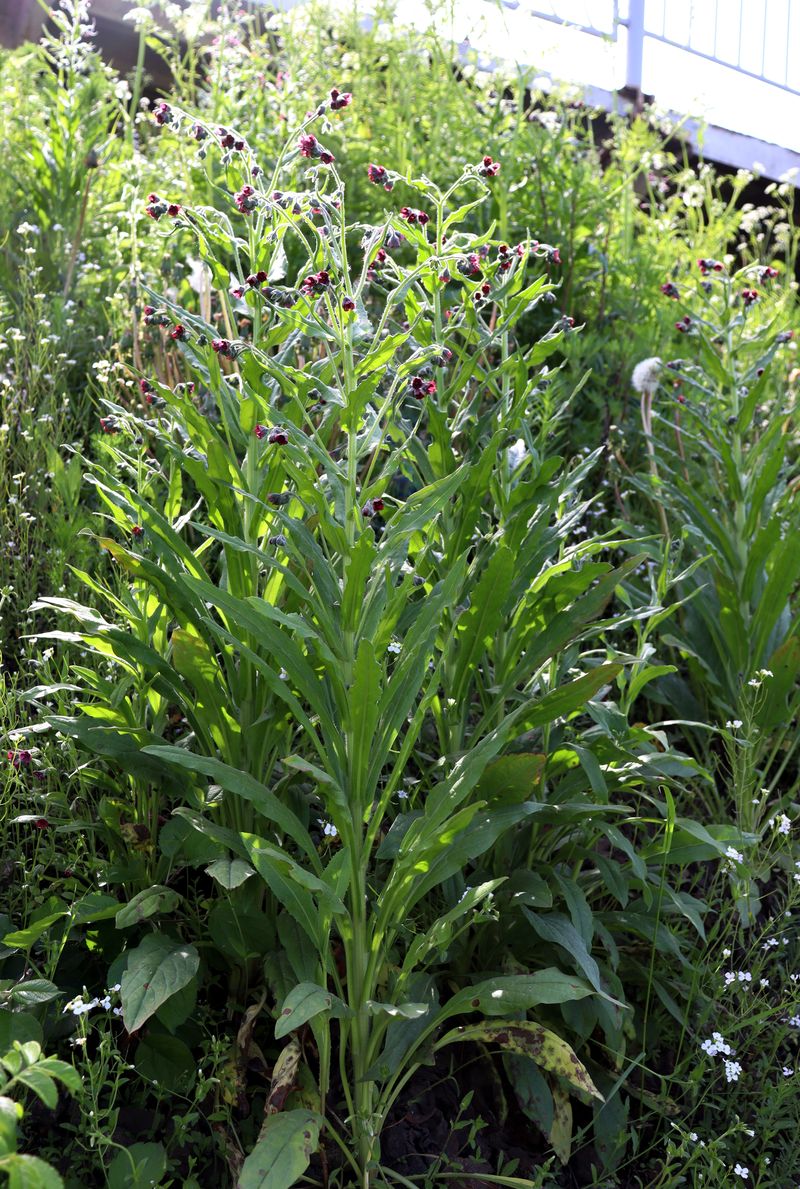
[437,1020,603,1102]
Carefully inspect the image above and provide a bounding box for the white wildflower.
[725,846,744,863]
[733,1163,749,1180]
[724,1059,743,1082]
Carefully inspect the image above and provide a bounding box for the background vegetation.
[0,2,798,1186]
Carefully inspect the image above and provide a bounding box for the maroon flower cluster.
[143,305,170,328]
[153,101,173,126]
[661,282,680,299]
[759,265,779,282]
[99,416,119,434]
[218,126,246,152]
[329,88,352,110]
[697,258,724,275]
[212,338,235,357]
[235,184,258,214]
[145,193,180,221]
[675,315,692,333]
[301,269,331,296]
[457,254,482,279]
[479,155,500,177]
[367,248,387,282]
[298,134,335,165]
[399,207,429,226]
[741,288,760,307]
[7,749,31,768]
[367,163,393,191]
[410,375,436,399]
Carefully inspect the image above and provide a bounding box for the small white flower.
[722,947,732,958]
[320,821,338,838]
[772,814,791,836]
[737,971,752,983]
[725,1059,743,1082]
[725,846,744,863]
[689,1132,699,1142]
[733,1163,749,1180]
[631,357,662,395]
[724,971,736,986]
[783,1066,794,1077]
[726,719,743,730]
[387,640,402,654]
[760,978,769,987]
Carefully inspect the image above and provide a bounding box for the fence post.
[626,0,645,93]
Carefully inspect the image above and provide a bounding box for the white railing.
[638,0,799,98]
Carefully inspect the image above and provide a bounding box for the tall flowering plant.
[31,92,646,1183]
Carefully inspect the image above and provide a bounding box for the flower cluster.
[329,87,351,111]
[298,133,334,165]
[478,154,501,177]
[660,281,680,299]
[740,288,760,307]
[410,375,436,399]
[301,269,331,297]
[145,193,180,221]
[697,257,724,275]
[234,184,258,215]
[399,206,429,226]
[367,163,393,191]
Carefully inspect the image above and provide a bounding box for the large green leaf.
[237,1110,322,1189]
[274,982,350,1039]
[115,887,181,929]
[120,935,199,1033]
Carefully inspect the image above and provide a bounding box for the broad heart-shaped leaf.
[120,935,199,1034]
[205,859,255,890]
[238,1109,322,1189]
[107,1141,167,1189]
[436,969,596,1025]
[115,886,181,929]
[0,1152,65,1187]
[274,982,350,1040]
[437,1020,603,1103]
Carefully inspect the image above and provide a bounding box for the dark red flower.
[170,324,186,340]
[34,818,50,831]
[167,203,181,218]
[131,524,144,539]
[479,154,500,177]
[254,424,268,439]
[7,749,31,768]
[268,428,289,445]
[301,270,331,296]
[399,206,429,226]
[298,133,334,164]
[367,163,393,190]
[99,417,119,434]
[660,282,680,299]
[410,376,436,399]
[342,296,355,311]
[153,101,172,126]
[330,88,352,110]
[759,265,779,282]
[741,288,760,306]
